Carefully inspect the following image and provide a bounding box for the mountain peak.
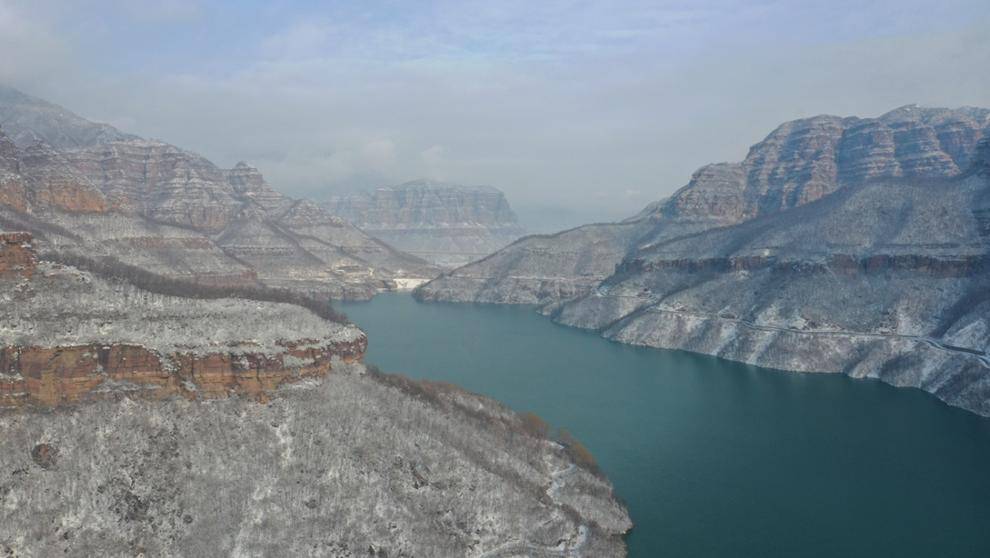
[0,84,137,149]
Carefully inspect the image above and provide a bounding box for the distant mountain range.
[417,105,990,416]
[0,85,437,298]
[324,179,525,267]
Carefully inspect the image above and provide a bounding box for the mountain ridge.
[0,86,439,298]
[417,105,990,416]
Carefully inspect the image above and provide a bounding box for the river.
[340,293,990,557]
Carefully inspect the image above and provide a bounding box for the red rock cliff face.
[0,232,36,278]
[19,143,109,214]
[0,336,367,409]
[0,233,367,409]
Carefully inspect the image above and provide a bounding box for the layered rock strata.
[553,172,990,415]
[0,235,366,408]
[0,88,437,299]
[0,234,631,556]
[420,106,990,306]
[418,107,990,416]
[325,179,525,267]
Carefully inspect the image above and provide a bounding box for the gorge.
[0,87,631,556]
[2,81,990,558]
[417,105,990,417]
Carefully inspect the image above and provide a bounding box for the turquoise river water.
[340,293,990,557]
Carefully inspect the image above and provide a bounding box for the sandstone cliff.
[325,179,525,267]
[0,232,35,279]
[0,233,630,556]
[420,106,990,306]
[648,105,990,225]
[0,233,366,408]
[418,107,990,416]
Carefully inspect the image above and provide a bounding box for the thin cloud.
[2,0,989,227]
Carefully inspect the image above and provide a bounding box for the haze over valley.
[1,1,989,557]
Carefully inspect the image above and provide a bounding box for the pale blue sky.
[3,0,989,226]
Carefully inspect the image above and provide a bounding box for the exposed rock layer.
[0,236,366,408]
[0,232,35,278]
[0,234,631,555]
[0,88,438,299]
[0,88,633,556]
[325,179,525,267]
[418,107,990,416]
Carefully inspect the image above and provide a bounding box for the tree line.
[42,251,349,324]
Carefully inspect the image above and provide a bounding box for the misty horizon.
[3,3,990,557]
[3,0,990,227]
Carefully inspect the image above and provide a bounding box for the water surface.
[340,294,990,557]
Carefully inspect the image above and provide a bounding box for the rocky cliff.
[325,179,525,267]
[420,106,990,306]
[553,169,990,415]
[0,234,631,555]
[0,87,438,299]
[651,105,990,224]
[0,232,35,278]
[0,233,366,408]
[418,107,990,416]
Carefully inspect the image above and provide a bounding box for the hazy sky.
[3,0,989,226]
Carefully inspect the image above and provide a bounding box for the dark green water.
[340,294,990,557]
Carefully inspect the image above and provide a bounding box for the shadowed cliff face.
[418,106,990,416]
[0,88,439,299]
[325,179,526,267]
